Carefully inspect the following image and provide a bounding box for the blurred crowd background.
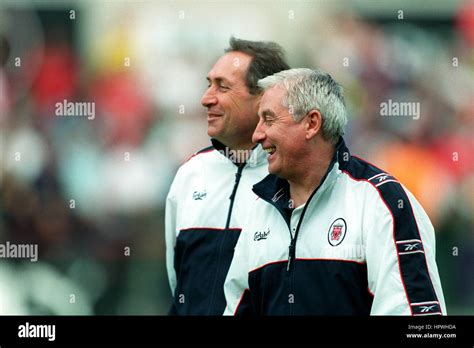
[0,0,473,315]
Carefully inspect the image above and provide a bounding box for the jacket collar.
[253,137,350,209]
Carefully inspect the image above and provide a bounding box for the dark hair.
[225,37,290,95]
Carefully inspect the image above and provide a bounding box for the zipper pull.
[287,242,295,271]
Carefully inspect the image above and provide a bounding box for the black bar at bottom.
[0,316,472,346]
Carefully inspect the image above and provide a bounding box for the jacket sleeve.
[165,171,180,298]
[223,225,253,316]
[365,183,446,315]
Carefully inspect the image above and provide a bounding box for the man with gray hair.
[224,68,446,315]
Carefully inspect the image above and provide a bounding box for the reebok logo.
[396,239,424,255]
[411,301,441,315]
[404,243,419,251]
[420,305,436,313]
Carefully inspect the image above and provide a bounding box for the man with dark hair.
[165,37,290,315]
[225,37,290,95]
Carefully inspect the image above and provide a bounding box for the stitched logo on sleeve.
[192,190,207,200]
[404,243,419,251]
[420,305,436,312]
[396,239,424,255]
[411,301,442,316]
[328,218,347,246]
[367,173,398,187]
[254,229,270,241]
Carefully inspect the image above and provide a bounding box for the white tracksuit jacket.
[165,139,268,315]
[224,138,446,315]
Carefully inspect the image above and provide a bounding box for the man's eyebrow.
[261,109,276,118]
[206,76,231,85]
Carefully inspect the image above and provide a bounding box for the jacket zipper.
[286,171,331,272]
[286,201,310,272]
[208,163,245,314]
[286,186,323,315]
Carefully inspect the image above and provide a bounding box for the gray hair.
[257,68,347,144]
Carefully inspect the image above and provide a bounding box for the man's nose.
[252,120,266,144]
[201,88,217,107]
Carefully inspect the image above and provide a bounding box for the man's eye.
[219,85,230,90]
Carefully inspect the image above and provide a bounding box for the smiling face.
[201,51,261,150]
[253,85,310,180]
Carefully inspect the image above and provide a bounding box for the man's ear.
[305,109,322,140]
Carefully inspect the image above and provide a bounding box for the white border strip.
[396,239,422,244]
[375,179,399,187]
[411,301,440,306]
[399,250,425,256]
[413,312,443,316]
[367,173,387,181]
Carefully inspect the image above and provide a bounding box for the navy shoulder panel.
[343,155,442,315]
[342,154,386,181]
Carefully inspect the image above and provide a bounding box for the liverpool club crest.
[328,218,347,246]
